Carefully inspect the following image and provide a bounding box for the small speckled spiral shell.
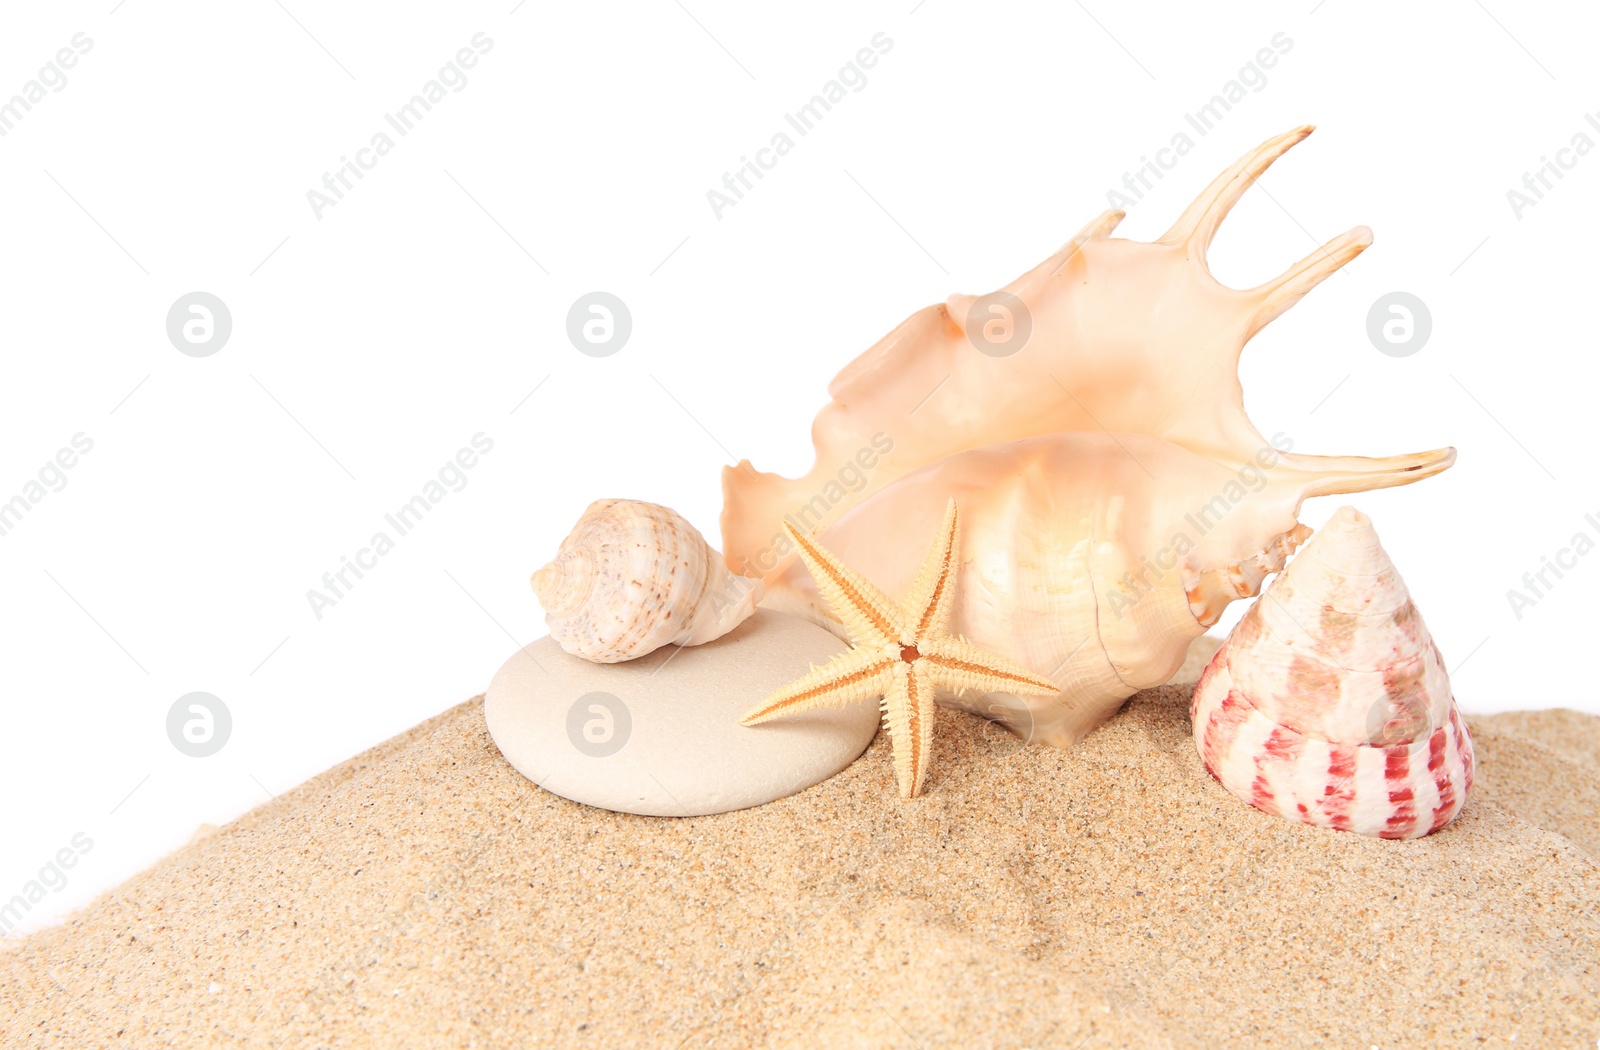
[533,499,763,664]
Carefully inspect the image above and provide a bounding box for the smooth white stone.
[484,609,878,816]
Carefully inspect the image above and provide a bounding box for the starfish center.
[900,644,920,663]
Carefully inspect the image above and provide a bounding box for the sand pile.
[2,683,1596,1048]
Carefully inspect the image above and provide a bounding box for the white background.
[1,0,1594,933]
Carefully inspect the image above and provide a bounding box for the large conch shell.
[1190,507,1474,839]
[722,126,1434,582]
[739,127,1455,745]
[534,499,763,664]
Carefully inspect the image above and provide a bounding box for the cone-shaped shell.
[1189,507,1474,839]
[534,499,763,664]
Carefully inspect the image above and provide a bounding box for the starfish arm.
[920,635,1063,698]
[880,662,938,799]
[901,499,961,640]
[783,523,905,647]
[741,650,898,726]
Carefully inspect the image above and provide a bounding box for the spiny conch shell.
[737,126,1454,746]
[1190,507,1474,839]
[721,125,1444,584]
[533,499,763,664]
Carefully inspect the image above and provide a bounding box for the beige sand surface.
[1468,709,1600,861]
[1475,708,1600,768]
[1,683,1596,1049]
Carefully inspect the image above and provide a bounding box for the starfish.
[740,499,1061,798]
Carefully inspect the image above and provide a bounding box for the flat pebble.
[484,609,877,816]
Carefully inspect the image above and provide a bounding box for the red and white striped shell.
[1190,506,1474,839]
